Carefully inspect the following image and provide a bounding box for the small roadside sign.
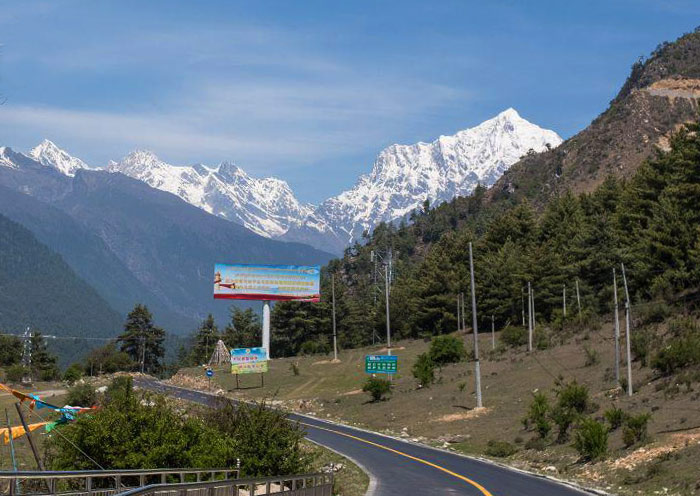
[365,355,397,374]
[206,369,214,377]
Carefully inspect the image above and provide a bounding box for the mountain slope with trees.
[0,213,122,338]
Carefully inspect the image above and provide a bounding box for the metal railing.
[0,468,239,496]
[116,473,334,496]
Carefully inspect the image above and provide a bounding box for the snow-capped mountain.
[106,151,313,238]
[17,108,561,253]
[282,108,562,252]
[29,139,92,176]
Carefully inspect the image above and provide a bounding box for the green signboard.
[365,354,398,374]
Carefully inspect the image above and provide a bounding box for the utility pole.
[22,328,32,383]
[468,242,483,408]
[461,292,466,332]
[491,315,495,350]
[576,278,582,318]
[613,268,621,385]
[457,294,461,332]
[521,287,526,327]
[140,332,146,374]
[527,281,533,351]
[332,273,338,361]
[385,253,391,355]
[621,263,632,396]
[532,287,536,330]
[563,284,567,318]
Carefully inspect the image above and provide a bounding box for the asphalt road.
[135,378,590,496]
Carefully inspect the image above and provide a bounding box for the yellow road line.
[300,422,493,496]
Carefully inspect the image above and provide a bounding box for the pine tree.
[117,304,165,374]
[30,332,59,380]
[223,307,262,350]
[191,314,219,365]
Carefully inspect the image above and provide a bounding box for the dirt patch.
[645,78,700,99]
[341,389,363,396]
[610,428,700,471]
[431,407,490,423]
[313,359,342,365]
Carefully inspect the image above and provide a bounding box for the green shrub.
[524,437,546,451]
[583,345,600,367]
[205,399,312,477]
[623,412,651,447]
[556,380,590,414]
[604,407,627,430]
[652,334,700,375]
[535,329,551,350]
[362,377,392,402]
[485,440,517,457]
[637,301,671,324]
[299,340,329,356]
[66,382,98,407]
[289,362,300,376]
[412,352,435,386]
[63,363,83,384]
[428,335,466,365]
[631,327,655,366]
[5,364,28,383]
[573,418,608,461]
[524,392,551,438]
[501,325,528,348]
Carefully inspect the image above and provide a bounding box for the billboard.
[214,263,320,302]
[231,347,269,374]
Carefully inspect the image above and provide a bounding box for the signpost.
[231,347,269,388]
[365,355,397,374]
[205,368,214,390]
[214,263,321,358]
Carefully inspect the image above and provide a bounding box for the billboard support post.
[262,301,271,358]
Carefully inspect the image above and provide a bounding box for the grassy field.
[174,320,700,495]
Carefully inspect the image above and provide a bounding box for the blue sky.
[1,1,699,203]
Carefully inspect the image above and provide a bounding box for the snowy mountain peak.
[107,151,312,238]
[29,140,91,176]
[282,109,562,252]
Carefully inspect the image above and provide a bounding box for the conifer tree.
[117,304,165,374]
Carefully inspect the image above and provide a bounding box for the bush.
[502,325,528,348]
[573,418,608,461]
[289,362,300,376]
[652,334,700,375]
[524,392,551,438]
[66,382,98,407]
[63,363,83,384]
[555,380,590,414]
[623,412,651,447]
[583,345,600,367]
[604,407,627,430]
[485,440,517,457]
[5,364,28,383]
[524,437,546,451]
[412,353,435,386]
[637,301,671,324]
[551,380,590,442]
[299,340,329,356]
[205,399,312,477]
[631,327,655,366]
[46,380,237,471]
[428,335,466,365]
[362,377,392,402]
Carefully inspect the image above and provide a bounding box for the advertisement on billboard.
[214,263,320,302]
[231,347,269,374]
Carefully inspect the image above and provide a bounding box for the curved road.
[135,379,590,496]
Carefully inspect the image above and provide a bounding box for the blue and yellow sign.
[231,347,269,374]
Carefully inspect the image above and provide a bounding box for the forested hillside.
[0,213,122,337]
[270,118,700,357]
[268,29,700,357]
